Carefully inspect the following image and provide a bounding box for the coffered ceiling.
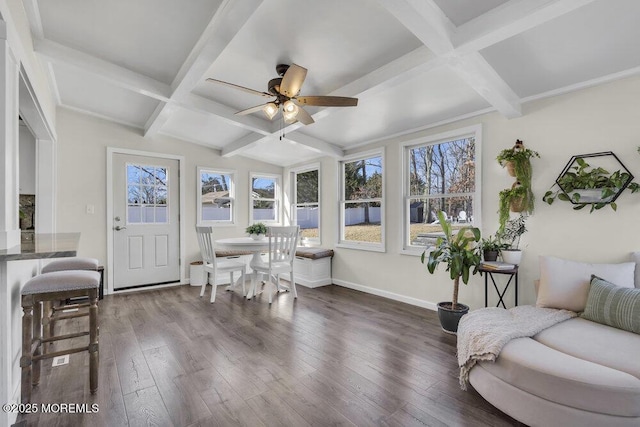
[22,0,640,166]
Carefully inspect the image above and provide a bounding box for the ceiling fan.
[206,63,358,125]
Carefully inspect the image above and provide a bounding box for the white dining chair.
[195,226,246,303]
[252,225,299,304]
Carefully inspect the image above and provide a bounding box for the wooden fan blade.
[236,104,269,116]
[206,78,272,97]
[295,96,358,107]
[295,106,314,125]
[280,64,307,97]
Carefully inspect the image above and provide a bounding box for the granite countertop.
[0,233,80,261]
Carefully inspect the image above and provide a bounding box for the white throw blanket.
[457,305,577,390]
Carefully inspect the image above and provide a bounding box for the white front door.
[112,153,180,289]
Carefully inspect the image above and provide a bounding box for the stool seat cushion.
[22,270,101,295]
[295,247,334,260]
[42,257,99,273]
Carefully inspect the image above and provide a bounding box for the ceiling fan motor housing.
[275,63,290,76]
[268,78,282,96]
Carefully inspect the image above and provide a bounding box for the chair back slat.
[267,226,299,266]
[196,226,217,266]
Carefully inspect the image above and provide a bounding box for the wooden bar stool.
[20,270,100,403]
[41,257,99,350]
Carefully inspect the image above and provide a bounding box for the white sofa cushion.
[478,337,640,417]
[536,256,635,312]
[534,317,640,379]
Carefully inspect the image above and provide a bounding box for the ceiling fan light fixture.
[263,102,278,120]
[282,100,299,121]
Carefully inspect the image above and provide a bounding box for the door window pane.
[126,163,169,224]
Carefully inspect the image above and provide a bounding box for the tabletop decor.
[246,222,268,240]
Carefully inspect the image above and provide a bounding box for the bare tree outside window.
[406,137,476,248]
[341,155,383,245]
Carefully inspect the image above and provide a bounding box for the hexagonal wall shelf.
[555,151,634,205]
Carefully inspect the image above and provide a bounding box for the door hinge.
[179,258,181,266]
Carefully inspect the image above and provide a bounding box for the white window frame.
[250,172,282,224]
[291,163,321,246]
[338,149,385,252]
[197,166,236,226]
[400,124,482,256]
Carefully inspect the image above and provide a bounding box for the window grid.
[292,167,320,244]
[339,152,384,250]
[198,168,235,225]
[403,130,479,252]
[126,163,169,225]
[251,173,281,224]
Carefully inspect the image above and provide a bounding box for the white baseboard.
[332,278,438,312]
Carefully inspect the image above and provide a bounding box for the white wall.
[55,108,283,275]
[18,122,35,194]
[56,75,640,311]
[313,75,640,310]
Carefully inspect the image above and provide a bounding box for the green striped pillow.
[582,275,640,334]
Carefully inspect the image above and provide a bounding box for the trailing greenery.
[246,223,268,235]
[497,215,527,250]
[421,211,481,309]
[498,184,527,232]
[543,157,640,213]
[496,142,539,186]
[496,139,540,229]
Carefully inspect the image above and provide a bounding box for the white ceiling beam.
[283,132,344,158]
[22,0,45,40]
[448,53,521,118]
[375,0,455,55]
[144,0,265,137]
[376,0,522,118]
[454,0,597,55]
[221,133,266,157]
[35,39,172,102]
[178,93,274,136]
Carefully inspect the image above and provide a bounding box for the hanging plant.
[496,140,539,214]
[498,183,528,231]
[543,155,640,212]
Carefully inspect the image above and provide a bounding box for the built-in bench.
[213,247,333,288]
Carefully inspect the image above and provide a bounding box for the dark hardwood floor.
[17,284,519,427]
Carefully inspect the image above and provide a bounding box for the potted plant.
[497,140,539,224]
[421,211,481,334]
[246,223,268,240]
[480,235,507,262]
[498,183,527,231]
[543,156,640,212]
[496,140,540,182]
[497,215,527,265]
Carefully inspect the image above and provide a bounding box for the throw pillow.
[536,256,635,312]
[631,251,640,288]
[582,275,640,334]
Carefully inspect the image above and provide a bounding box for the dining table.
[214,237,269,299]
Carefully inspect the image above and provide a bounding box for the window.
[127,164,169,224]
[250,173,281,223]
[197,167,235,225]
[292,165,320,244]
[403,125,481,253]
[339,151,384,251]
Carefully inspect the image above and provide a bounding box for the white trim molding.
[333,278,437,312]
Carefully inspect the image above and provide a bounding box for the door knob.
[114,225,127,231]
